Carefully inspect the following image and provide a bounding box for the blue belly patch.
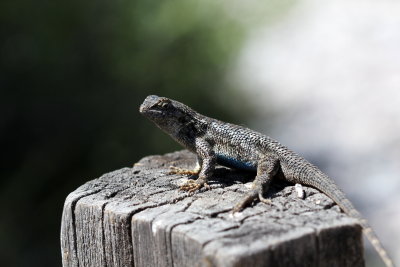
[216,154,257,171]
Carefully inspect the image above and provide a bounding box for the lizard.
[139,95,394,267]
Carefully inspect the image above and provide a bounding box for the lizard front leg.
[180,138,216,193]
[233,156,279,212]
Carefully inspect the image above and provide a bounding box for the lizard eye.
[158,99,171,108]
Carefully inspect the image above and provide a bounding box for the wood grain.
[61,150,364,267]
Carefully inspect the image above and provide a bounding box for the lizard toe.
[258,193,271,205]
[233,190,259,213]
[180,179,203,192]
[169,166,200,176]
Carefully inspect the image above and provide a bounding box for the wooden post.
[61,150,364,267]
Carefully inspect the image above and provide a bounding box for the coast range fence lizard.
[139,95,394,267]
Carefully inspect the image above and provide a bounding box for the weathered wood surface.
[61,150,364,267]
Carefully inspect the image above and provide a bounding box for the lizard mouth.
[139,95,162,114]
[139,106,163,119]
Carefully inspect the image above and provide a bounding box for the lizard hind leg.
[233,157,279,212]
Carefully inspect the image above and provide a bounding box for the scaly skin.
[139,95,394,267]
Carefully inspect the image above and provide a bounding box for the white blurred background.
[230,0,400,265]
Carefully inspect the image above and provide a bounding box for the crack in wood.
[61,150,365,267]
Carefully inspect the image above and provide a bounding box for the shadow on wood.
[61,150,364,267]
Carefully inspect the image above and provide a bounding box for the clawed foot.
[169,166,200,176]
[232,191,271,213]
[180,179,210,193]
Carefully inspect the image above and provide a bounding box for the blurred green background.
[0,0,292,266]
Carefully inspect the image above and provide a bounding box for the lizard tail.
[309,174,395,267]
[362,223,394,267]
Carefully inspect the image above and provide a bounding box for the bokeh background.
[1,0,398,266]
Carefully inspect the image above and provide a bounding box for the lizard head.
[140,95,198,135]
